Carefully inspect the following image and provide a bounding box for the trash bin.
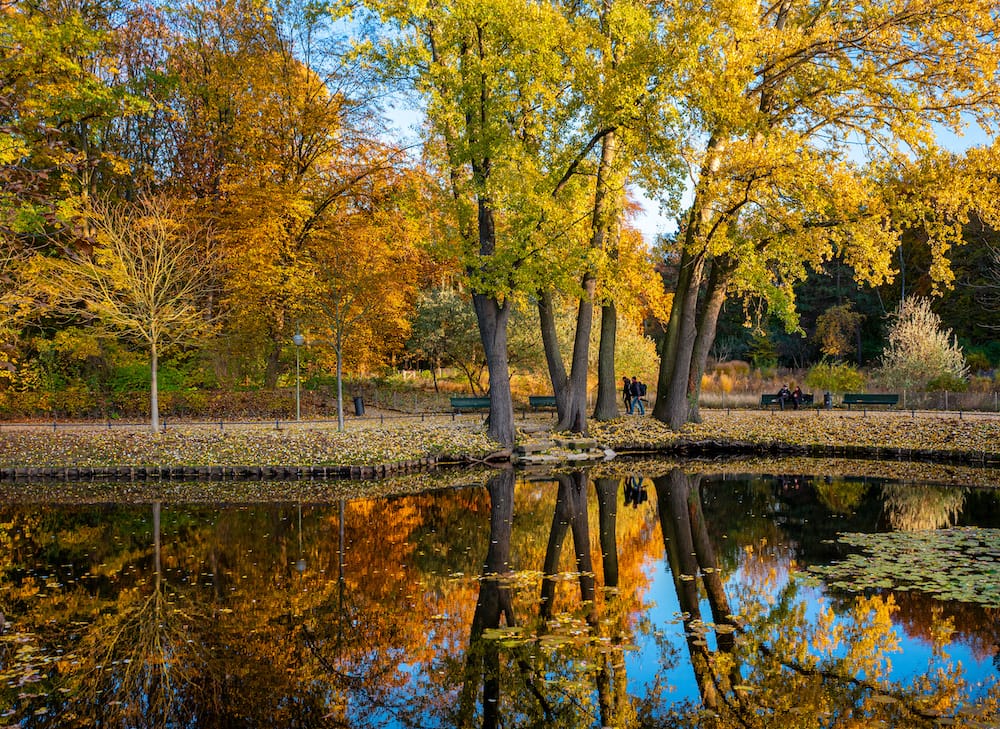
[824,391,832,409]
[353,396,365,416]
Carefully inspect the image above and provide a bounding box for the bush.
[969,376,995,393]
[875,297,968,391]
[748,333,778,369]
[965,351,992,375]
[926,373,969,392]
[50,382,99,417]
[805,360,866,394]
[106,361,188,393]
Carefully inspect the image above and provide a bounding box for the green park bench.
[761,392,813,409]
[528,395,557,410]
[843,393,899,409]
[450,396,491,412]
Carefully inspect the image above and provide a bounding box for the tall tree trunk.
[470,188,516,446]
[652,247,706,430]
[473,293,515,446]
[687,258,732,423]
[587,133,622,424]
[556,275,595,433]
[149,338,159,433]
[654,134,727,430]
[538,290,569,417]
[593,302,619,420]
[540,132,621,434]
[335,336,345,432]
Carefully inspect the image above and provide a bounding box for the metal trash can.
[824,391,832,409]
[353,396,365,416]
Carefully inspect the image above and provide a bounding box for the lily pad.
[808,527,1000,607]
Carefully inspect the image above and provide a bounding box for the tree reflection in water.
[0,465,998,727]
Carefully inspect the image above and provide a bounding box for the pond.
[1,459,998,728]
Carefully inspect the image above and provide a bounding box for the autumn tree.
[25,194,214,432]
[814,303,863,361]
[408,287,485,394]
[300,190,427,430]
[650,0,1000,429]
[161,0,401,389]
[546,0,680,428]
[1,0,152,369]
[361,0,592,445]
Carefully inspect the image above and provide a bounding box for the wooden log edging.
[0,456,443,482]
[611,440,1000,467]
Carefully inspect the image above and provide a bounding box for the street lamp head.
[293,333,305,347]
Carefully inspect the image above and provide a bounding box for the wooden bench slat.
[528,395,557,409]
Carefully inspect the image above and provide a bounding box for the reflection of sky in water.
[626,558,693,702]
[625,523,999,716]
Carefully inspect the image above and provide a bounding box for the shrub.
[926,373,969,392]
[50,382,99,417]
[969,376,995,393]
[814,303,863,359]
[715,360,752,377]
[805,359,866,394]
[875,297,968,391]
[748,333,778,369]
[965,351,992,375]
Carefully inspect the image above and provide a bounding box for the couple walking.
[622,376,647,415]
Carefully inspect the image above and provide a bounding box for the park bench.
[528,395,557,410]
[843,393,899,409]
[761,392,813,409]
[450,396,491,412]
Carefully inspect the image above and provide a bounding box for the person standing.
[622,376,633,413]
[631,376,646,415]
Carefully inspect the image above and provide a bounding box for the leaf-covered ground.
[0,421,498,469]
[591,410,1000,458]
[0,409,998,471]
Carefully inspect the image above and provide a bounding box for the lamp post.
[293,332,305,421]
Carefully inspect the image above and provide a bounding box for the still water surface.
[1,460,998,728]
